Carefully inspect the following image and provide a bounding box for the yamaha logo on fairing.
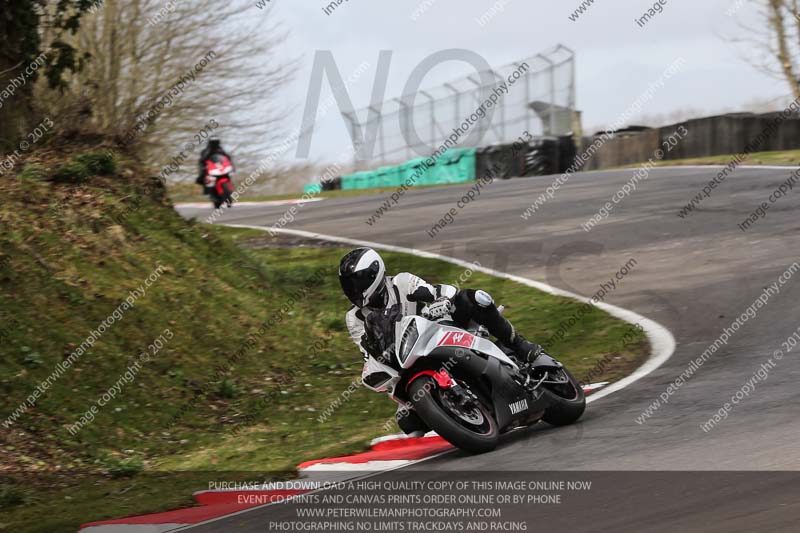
[509,398,529,414]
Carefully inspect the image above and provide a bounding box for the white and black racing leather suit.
[345,272,456,362]
[346,272,537,368]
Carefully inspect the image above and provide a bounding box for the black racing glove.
[422,297,454,320]
[408,285,436,304]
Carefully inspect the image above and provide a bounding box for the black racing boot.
[509,332,543,364]
[396,406,430,437]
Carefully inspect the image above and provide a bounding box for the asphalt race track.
[177,166,800,532]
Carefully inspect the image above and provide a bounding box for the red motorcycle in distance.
[204,154,235,209]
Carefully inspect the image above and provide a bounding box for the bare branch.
[38,0,296,182]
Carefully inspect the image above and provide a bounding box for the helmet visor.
[340,265,380,306]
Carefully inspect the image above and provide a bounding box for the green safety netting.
[432,148,476,184]
[340,170,373,190]
[332,148,476,191]
[303,183,322,195]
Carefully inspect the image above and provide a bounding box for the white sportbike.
[361,303,586,453]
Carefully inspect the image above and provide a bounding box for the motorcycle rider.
[339,247,543,435]
[196,137,234,196]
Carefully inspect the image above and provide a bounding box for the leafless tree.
[731,1,800,100]
[36,0,294,179]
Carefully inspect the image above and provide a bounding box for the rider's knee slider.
[474,290,494,308]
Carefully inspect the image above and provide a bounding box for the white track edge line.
[226,224,676,404]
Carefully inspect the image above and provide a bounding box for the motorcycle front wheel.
[221,181,234,207]
[408,376,498,454]
[540,367,586,426]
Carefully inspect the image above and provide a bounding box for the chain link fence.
[343,44,576,168]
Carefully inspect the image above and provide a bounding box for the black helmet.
[339,248,387,308]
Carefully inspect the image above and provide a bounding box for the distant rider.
[196,137,234,194]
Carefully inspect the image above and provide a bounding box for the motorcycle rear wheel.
[408,376,499,454]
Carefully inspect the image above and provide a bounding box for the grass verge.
[618,148,800,169]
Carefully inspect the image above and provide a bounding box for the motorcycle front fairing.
[395,315,518,371]
[394,316,550,430]
[207,165,233,177]
[361,354,400,394]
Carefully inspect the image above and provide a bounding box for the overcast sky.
[265,0,780,164]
